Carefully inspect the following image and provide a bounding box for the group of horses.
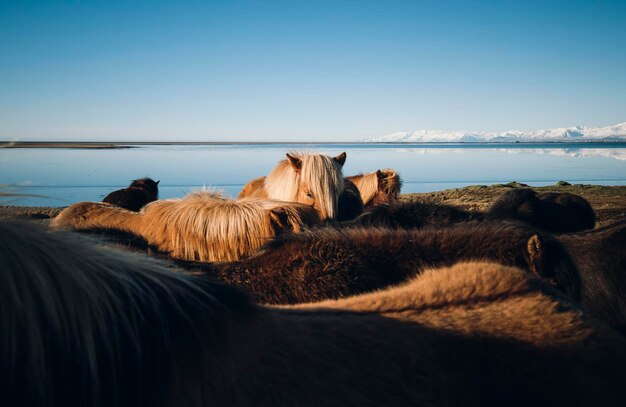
[3,151,626,406]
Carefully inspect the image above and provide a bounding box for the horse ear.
[334,152,347,167]
[527,234,547,277]
[376,169,386,189]
[156,180,160,185]
[269,207,302,233]
[286,153,302,171]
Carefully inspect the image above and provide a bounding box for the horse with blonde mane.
[51,190,321,262]
[345,168,402,208]
[237,151,347,221]
[3,221,626,406]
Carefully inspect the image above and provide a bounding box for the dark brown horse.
[488,189,596,233]
[2,221,626,406]
[180,221,580,304]
[336,179,364,221]
[348,200,481,228]
[103,177,160,211]
[558,219,626,333]
[349,189,595,234]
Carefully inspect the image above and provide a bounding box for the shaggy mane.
[346,172,379,205]
[0,221,253,407]
[264,151,344,220]
[52,190,321,262]
[346,168,402,206]
[3,222,626,406]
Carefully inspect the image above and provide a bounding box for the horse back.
[238,176,268,200]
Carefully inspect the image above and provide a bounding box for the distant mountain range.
[364,122,626,143]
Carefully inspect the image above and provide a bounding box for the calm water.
[2,143,626,207]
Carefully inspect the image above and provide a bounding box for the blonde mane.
[263,151,345,220]
[379,168,402,198]
[346,172,379,205]
[52,190,321,262]
[346,168,402,206]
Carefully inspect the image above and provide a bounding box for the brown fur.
[238,151,346,221]
[51,191,321,262]
[3,221,626,406]
[488,189,596,233]
[558,219,626,333]
[180,221,579,304]
[346,168,402,208]
[349,199,482,228]
[103,177,159,211]
[336,178,364,221]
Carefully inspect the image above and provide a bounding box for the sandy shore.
[2,182,625,227]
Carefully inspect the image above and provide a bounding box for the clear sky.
[1,0,625,141]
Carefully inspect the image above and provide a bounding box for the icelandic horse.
[237,151,347,221]
[2,221,626,406]
[52,190,320,262]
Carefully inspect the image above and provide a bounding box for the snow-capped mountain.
[364,122,626,143]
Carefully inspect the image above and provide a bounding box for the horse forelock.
[300,154,344,220]
[264,158,301,202]
[379,168,402,197]
[265,152,344,220]
[0,221,253,406]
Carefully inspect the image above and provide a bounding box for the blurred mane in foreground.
[2,221,626,406]
[346,168,402,208]
[52,190,320,262]
[237,151,346,221]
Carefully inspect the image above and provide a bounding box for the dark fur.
[103,177,160,211]
[337,179,364,221]
[348,200,483,229]
[0,221,252,407]
[3,222,626,406]
[180,221,579,304]
[558,219,626,333]
[488,189,595,233]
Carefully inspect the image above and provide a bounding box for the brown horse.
[336,178,364,221]
[237,151,347,221]
[179,221,580,304]
[350,189,595,234]
[345,168,402,207]
[3,221,626,406]
[103,177,160,211]
[488,189,596,233]
[51,190,321,262]
[558,219,626,333]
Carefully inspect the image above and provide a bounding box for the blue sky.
[1,0,625,141]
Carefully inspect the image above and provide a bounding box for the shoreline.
[3,182,625,227]
[1,142,134,149]
[3,141,626,149]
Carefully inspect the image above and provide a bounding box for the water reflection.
[1,144,625,207]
